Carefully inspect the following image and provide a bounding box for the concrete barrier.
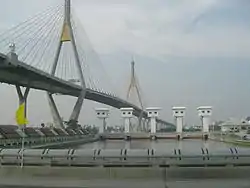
[0,166,249,187]
[0,166,249,180]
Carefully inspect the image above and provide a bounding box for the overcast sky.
[0,0,250,127]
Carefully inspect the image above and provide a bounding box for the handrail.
[0,148,250,167]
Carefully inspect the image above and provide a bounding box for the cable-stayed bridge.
[0,0,171,129]
[0,1,250,187]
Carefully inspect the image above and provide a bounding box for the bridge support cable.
[69,22,98,91]
[0,3,63,55]
[0,1,173,127]
[70,10,118,96]
[47,0,86,129]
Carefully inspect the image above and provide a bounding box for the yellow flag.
[61,23,71,42]
[15,103,28,126]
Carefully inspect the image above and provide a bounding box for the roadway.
[0,178,249,188]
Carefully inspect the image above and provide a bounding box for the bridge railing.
[0,148,250,167]
[0,134,96,148]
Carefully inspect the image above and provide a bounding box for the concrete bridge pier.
[120,108,133,141]
[15,85,30,121]
[146,107,161,140]
[7,43,30,126]
[95,108,109,140]
[47,93,64,128]
[172,107,186,140]
[197,106,212,141]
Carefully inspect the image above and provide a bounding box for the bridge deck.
[0,53,171,123]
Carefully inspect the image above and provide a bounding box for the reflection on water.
[75,139,248,151]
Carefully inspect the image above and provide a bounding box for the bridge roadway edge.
[29,136,99,149]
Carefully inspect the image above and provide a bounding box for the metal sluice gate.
[0,148,250,167]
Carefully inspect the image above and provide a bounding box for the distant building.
[246,116,250,122]
[219,118,250,133]
[192,125,202,130]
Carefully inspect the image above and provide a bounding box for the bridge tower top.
[126,58,143,106]
[131,59,135,79]
[64,0,71,22]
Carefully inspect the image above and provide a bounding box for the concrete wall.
[0,166,249,187]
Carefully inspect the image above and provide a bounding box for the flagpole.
[16,102,27,168]
[21,125,25,168]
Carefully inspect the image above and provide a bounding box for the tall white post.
[95,108,109,139]
[124,118,130,133]
[150,117,156,133]
[197,106,212,140]
[146,107,161,140]
[172,107,186,140]
[120,108,134,140]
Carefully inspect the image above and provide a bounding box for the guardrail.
[0,148,250,167]
[0,135,96,148]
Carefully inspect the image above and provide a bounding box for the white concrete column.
[197,106,212,140]
[146,107,161,139]
[176,118,183,133]
[95,108,109,135]
[150,117,156,134]
[124,118,130,133]
[99,119,105,133]
[120,108,134,136]
[172,107,186,140]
